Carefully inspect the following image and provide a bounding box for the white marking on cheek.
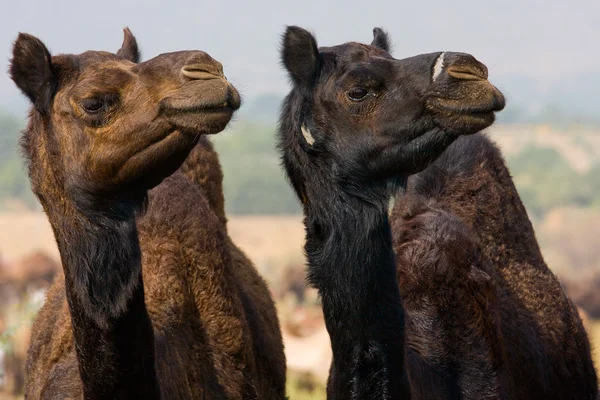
[432,52,446,81]
[301,124,315,145]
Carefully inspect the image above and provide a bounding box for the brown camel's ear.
[116,27,140,63]
[281,26,320,87]
[9,33,57,114]
[371,27,391,53]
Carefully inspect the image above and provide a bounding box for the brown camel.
[277,26,504,398]
[10,29,285,399]
[393,133,598,399]
[392,196,506,399]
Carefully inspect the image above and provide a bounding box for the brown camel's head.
[279,26,505,194]
[10,28,240,210]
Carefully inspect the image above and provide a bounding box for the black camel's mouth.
[425,84,505,134]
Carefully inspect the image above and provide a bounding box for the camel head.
[279,26,505,196]
[10,28,240,211]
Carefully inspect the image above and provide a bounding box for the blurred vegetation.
[508,146,600,219]
[0,113,35,209]
[213,121,301,214]
[286,371,326,400]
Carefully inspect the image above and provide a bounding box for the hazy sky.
[1,0,599,114]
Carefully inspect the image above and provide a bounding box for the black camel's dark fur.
[277,26,505,399]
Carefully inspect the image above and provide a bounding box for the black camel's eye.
[347,87,369,101]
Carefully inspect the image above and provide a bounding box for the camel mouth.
[428,106,497,136]
[426,83,505,134]
[161,101,238,135]
[162,103,237,115]
[159,84,241,134]
[159,82,241,114]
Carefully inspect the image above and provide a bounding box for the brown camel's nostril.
[182,64,223,80]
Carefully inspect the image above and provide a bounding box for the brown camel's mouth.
[159,83,241,135]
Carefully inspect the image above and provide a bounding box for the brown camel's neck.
[303,189,409,399]
[180,137,227,226]
[44,195,160,400]
[403,285,505,399]
[407,134,545,270]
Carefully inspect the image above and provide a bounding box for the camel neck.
[304,192,409,399]
[47,199,160,400]
[408,135,546,270]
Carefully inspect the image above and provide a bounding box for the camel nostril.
[439,52,489,81]
[446,65,488,81]
[181,64,224,80]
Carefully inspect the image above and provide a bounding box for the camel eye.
[80,94,118,115]
[81,98,105,114]
[347,87,369,101]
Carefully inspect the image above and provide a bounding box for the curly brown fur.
[393,196,506,399]
[26,144,287,399]
[13,30,284,399]
[392,133,598,399]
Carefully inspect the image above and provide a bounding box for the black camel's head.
[278,26,505,202]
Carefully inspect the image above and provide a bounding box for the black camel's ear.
[371,27,391,53]
[9,33,57,114]
[116,27,140,63]
[281,26,320,86]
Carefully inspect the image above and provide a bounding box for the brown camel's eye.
[347,87,369,101]
[81,98,105,114]
[80,94,118,115]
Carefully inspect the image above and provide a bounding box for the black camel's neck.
[48,199,160,400]
[304,191,409,399]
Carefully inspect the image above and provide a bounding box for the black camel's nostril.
[443,53,488,81]
[447,65,487,81]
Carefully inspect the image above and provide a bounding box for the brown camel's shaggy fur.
[393,196,506,399]
[392,133,598,399]
[11,30,285,399]
[26,139,287,399]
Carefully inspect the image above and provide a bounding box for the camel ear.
[371,28,391,53]
[116,27,140,63]
[281,26,320,87]
[10,33,57,114]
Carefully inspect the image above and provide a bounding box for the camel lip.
[159,90,241,115]
[426,87,505,115]
[161,103,237,115]
[426,101,500,116]
[161,104,236,135]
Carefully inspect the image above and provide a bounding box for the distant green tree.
[0,112,36,208]
[507,146,594,218]
[213,121,301,214]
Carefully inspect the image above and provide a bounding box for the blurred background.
[0,0,599,398]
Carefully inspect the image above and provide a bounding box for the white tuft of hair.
[432,52,446,81]
[301,124,315,145]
